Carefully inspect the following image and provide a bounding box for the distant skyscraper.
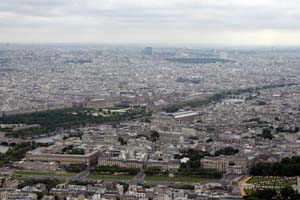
[143,47,153,55]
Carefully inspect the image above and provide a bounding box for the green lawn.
[248,176,274,183]
[88,173,134,180]
[14,170,75,177]
[247,176,296,187]
[145,176,213,183]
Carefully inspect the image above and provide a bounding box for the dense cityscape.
[1,45,300,200]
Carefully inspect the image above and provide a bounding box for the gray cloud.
[0,0,299,44]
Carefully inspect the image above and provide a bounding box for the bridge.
[0,137,24,146]
[0,137,39,146]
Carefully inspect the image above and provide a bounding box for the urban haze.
[0,1,300,200]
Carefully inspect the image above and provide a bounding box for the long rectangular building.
[25,150,101,166]
[98,157,144,169]
[98,157,180,170]
[201,155,248,174]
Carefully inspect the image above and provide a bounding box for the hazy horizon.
[0,41,300,49]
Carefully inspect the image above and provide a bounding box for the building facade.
[201,155,248,174]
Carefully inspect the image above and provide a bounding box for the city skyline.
[1,1,300,199]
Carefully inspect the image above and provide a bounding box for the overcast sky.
[0,0,299,46]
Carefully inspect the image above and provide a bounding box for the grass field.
[14,170,75,177]
[145,176,213,183]
[88,173,134,180]
[248,176,275,183]
[247,176,296,188]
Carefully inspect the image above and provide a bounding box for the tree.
[150,131,159,142]
[90,165,139,175]
[245,187,300,200]
[0,142,49,166]
[245,189,277,200]
[68,148,85,155]
[258,129,273,140]
[206,138,213,143]
[250,156,300,177]
[118,137,127,145]
[176,168,222,178]
[164,106,180,113]
[215,147,239,156]
[144,118,151,123]
[1,108,146,138]
[177,149,211,168]
[64,164,87,173]
[281,186,295,199]
[144,167,162,175]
